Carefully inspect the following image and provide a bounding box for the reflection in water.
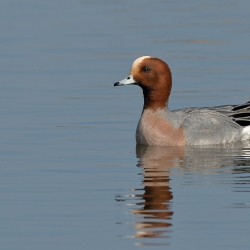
[132,145,185,243]
[116,141,250,246]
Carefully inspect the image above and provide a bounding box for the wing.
[181,109,242,145]
[174,101,250,127]
[230,101,250,126]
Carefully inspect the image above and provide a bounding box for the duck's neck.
[142,88,170,111]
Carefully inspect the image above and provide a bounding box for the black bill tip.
[114,82,121,86]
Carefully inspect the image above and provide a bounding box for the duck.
[114,56,250,146]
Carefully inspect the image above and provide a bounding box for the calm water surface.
[117,144,250,248]
[0,0,250,249]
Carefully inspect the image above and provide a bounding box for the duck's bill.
[114,74,137,86]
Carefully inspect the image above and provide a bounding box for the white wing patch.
[242,126,250,141]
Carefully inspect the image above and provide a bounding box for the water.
[0,0,250,249]
[117,144,250,248]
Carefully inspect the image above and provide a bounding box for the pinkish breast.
[136,110,185,146]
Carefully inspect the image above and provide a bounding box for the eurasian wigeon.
[114,56,250,146]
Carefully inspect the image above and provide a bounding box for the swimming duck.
[114,56,250,146]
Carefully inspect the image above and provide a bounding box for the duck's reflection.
[116,141,250,246]
[132,145,185,240]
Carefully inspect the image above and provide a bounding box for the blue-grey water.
[1,0,250,249]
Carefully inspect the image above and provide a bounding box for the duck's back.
[173,102,250,145]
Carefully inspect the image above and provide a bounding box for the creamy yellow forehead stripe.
[131,56,151,69]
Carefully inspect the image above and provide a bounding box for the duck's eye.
[142,67,150,73]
